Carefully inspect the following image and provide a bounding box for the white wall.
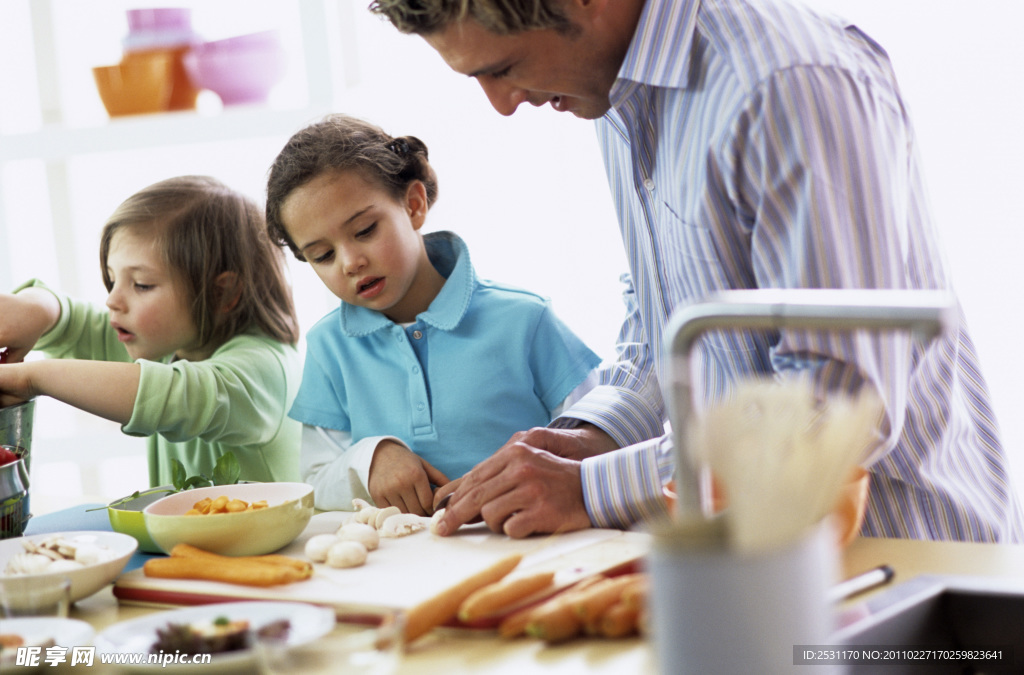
[3,0,1024,504]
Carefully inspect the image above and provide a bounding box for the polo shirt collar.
[610,0,700,106]
[339,230,475,336]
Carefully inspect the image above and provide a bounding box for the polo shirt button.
[416,402,425,411]
[412,330,423,340]
[643,178,655,191]
[412,366,420,375]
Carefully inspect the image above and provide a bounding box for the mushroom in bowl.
[0,531,138,604]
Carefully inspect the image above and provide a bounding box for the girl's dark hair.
[100,175,300,350]
[265,113,439,260]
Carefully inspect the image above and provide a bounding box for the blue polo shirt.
[289,231,601,480]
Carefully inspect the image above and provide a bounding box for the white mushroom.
[373,506,401,530]
[429,508,446,536]
[326,541,368,568]
[379,513,430,538]
[47,559,86,573]
[337,522,380,551]
[304,533,341,563]
[74,544,115,566]
[3,552,53,575]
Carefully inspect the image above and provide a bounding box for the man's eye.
[490,66,512,79]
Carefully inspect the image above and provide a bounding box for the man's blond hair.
[368,0,571,36]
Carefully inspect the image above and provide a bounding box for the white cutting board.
[113,512,649,621]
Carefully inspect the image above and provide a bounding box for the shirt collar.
[339,230,475,336]
[610,0,701,106]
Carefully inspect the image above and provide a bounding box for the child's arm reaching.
[0,285,139,418]
[0,288,62,363]
[0,358,140,421]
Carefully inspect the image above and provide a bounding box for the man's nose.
[480,79,526,117]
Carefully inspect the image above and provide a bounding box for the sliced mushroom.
[379,513,430,538]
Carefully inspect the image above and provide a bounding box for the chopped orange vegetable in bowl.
[143,483,313,556]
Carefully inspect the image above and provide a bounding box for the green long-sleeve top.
[23,280,302,487]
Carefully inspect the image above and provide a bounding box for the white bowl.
[0,531,137,604]
[143,482,314,556]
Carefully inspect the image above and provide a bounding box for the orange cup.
[92,52,173,117]
[122,47,199,111]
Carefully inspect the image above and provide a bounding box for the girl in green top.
[0,176,303,486]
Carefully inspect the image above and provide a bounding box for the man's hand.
[435,428,600,539]
[510,422,619,461]
[368,440,449,516]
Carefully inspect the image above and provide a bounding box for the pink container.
[126,7,191,34]
[183,30,286,105]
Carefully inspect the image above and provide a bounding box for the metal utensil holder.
[663,289,955,518]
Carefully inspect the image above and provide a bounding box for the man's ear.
[214,271,242,314]
[406,181,429,231]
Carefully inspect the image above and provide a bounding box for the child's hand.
[0,289,61,363]
[0,361,33,408]
[368,440,450,516]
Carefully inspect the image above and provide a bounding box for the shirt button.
[643,178,655,191]
[412,366,420,375]
[412,330,423,340]
[416,402,425,411]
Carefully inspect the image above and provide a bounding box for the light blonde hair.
[100,176,299,350]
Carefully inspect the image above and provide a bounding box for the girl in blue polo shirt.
[266,114,600,515]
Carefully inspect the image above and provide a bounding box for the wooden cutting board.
[113,511,649,623]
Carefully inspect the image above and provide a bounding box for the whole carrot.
[403,553,522,643]
[143,556,307,587]
[498,575,604,639]
[569,573,646,621]
[457,571,555,622]
[168,543,313,577]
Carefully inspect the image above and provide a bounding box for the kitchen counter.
[11,532,1024,674]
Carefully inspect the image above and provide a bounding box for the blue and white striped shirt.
[570,0,1023,542]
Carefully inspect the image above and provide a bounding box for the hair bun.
[387,138,411,156]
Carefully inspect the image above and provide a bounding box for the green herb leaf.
[170,460,188,491]
[212,452,241,486]
[181,474,213,490]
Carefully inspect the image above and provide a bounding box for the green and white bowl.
[106,486,176,554]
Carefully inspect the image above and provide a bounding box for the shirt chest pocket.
[652,200,733,303]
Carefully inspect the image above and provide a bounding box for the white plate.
[0,617,95,673]
[94,601,335,673]
[0,531,138,604]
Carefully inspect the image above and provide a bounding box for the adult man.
[370,0,1024,542]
